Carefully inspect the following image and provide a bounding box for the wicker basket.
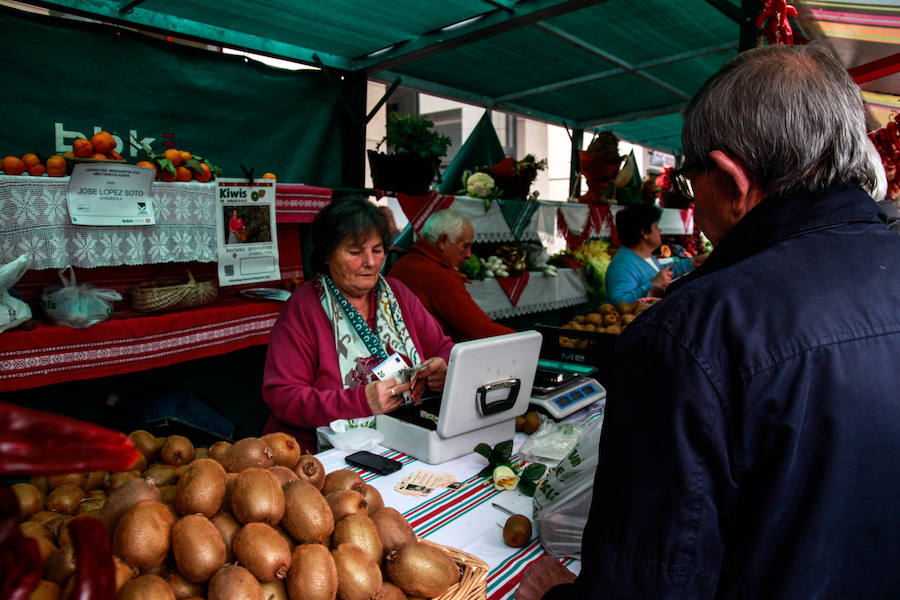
[421,538,489,600]
[130,270,218,313]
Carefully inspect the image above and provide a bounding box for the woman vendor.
[604,204,706,305]
[262,198,452,452]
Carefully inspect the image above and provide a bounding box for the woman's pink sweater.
[262,276,453,452]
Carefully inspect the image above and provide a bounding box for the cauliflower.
[466,172,497,199]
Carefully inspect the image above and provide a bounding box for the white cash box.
[376,330,542,464]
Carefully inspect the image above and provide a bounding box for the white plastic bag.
[532,415,604,559]
[0,254,32,333]
[41,266,122,328]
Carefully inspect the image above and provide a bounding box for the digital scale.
[530,359,606,419]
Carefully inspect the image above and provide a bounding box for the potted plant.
[368,112,452,195]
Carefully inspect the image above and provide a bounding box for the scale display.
[530,360,605,419]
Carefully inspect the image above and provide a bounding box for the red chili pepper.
[490,157,517,177]
[887,121,900,150]
[0,401,141,476]
[68,517,116,600]
[0,487,42,600]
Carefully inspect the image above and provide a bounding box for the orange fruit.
[108,150,122,160]
[90,131,116,154]
[2,156,26,175]
[22,153,41,169]
[179,150,192,164]
[46,155,66,177]
[72,138,93,157]
[175,166,192,182]
[163,148,182,166]
[27,164,46,176]
[64,151,74,157]
[194,162,212,183]
[159,168,176,182]
[91,152,107,160]
[135,160,157,172]
[261,172,277,180]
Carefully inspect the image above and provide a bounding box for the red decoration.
[756,0,800,45]
[869,113,900,201]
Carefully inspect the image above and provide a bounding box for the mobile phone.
[345,451,403,475]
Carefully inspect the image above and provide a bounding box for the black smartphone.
[345,451,403,475]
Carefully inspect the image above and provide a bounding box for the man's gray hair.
[865,138,888,201]
[420,208,471,243]
[682,43,874,198]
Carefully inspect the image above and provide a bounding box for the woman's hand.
[419,357,448,391]
[651,265,674,289]
[365,379,410,415]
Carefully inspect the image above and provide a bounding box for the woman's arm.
[262,292,372,428]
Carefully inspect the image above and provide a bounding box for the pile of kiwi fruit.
[558,301,652,346]
[9,431,466,600]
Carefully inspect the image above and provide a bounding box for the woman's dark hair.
[309,198,391,275]
[615,204,662,248]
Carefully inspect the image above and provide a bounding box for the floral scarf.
[317,274,421,428]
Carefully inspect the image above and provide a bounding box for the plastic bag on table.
[532,415,604,559]
[40,266,122,329]
[0,254,32,333]
[519,419,584,466]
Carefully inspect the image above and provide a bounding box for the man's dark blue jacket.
[547,185,900,598]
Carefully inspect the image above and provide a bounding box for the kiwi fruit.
[129,430,164,461]
[160,435,195,467]
[261,432,301,468]
[321,469,364,496]
[129,452,149,472]
[30,477,49,494]
[143,464,178,487]
[174,458,226,517]
[325,489,367,523]
[374,581,406,600]
[268,465,300,487]
[158,485,177,505]
[44,543,76,584]
[43,514,71,540]
[98,477,161,532]
[193,446,209,460]
[12,482,44,518]
[33,535,57,565]
[107,470,142,490]
[332,542,382,600]
[118,573,176,600]
[261,579,289,600]
[233,522,292,582]
[29,510,60,527]
[274,522,297,551]
[210,511,241,563]
[370,507,416,553]
[26,580,59,600]
[230,467,285,525]
[502,514,533,547]
[83,471,109,491]
[208,564,264,600]
[384,541,457,598]
[74,495,104,515]
[113,500,175,571]
[19,520,52,541]
[293,454,325,490]
[114,555,138,593]
[281,480,334,545]
[361,484,384,515]
[286,543,338,600]
[45,484,85,514]
[331,513,383,564]
[222,471,238,513]
[208,441,232,463]
[166,572,206,599]
[171,514,226,583]
[222,437,275,473]
[47,472,88,490]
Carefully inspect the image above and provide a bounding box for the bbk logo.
[54,123,156,157]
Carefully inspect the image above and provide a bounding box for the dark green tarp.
[0,6,349,186]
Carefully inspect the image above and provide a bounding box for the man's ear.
[435,233,450,250]
[709,150,764,217]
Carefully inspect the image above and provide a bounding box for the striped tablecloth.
[316,406,603,600]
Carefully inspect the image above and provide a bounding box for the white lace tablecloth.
[0,175,217,269]
[467,268,588,319]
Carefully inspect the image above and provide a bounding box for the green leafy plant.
[473,440,547,497]
[376,112,451,178]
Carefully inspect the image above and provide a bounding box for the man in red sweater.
[388,209,515,342]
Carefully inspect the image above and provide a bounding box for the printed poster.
[66,163,155,225]
[215,178,280,286]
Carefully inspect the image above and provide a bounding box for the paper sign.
[215,178,280,286]
[66,163,155,225]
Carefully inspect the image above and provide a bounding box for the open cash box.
[376,330,542,464]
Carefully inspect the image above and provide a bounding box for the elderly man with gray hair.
[388,208,514,342]
[518,42,900,600]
